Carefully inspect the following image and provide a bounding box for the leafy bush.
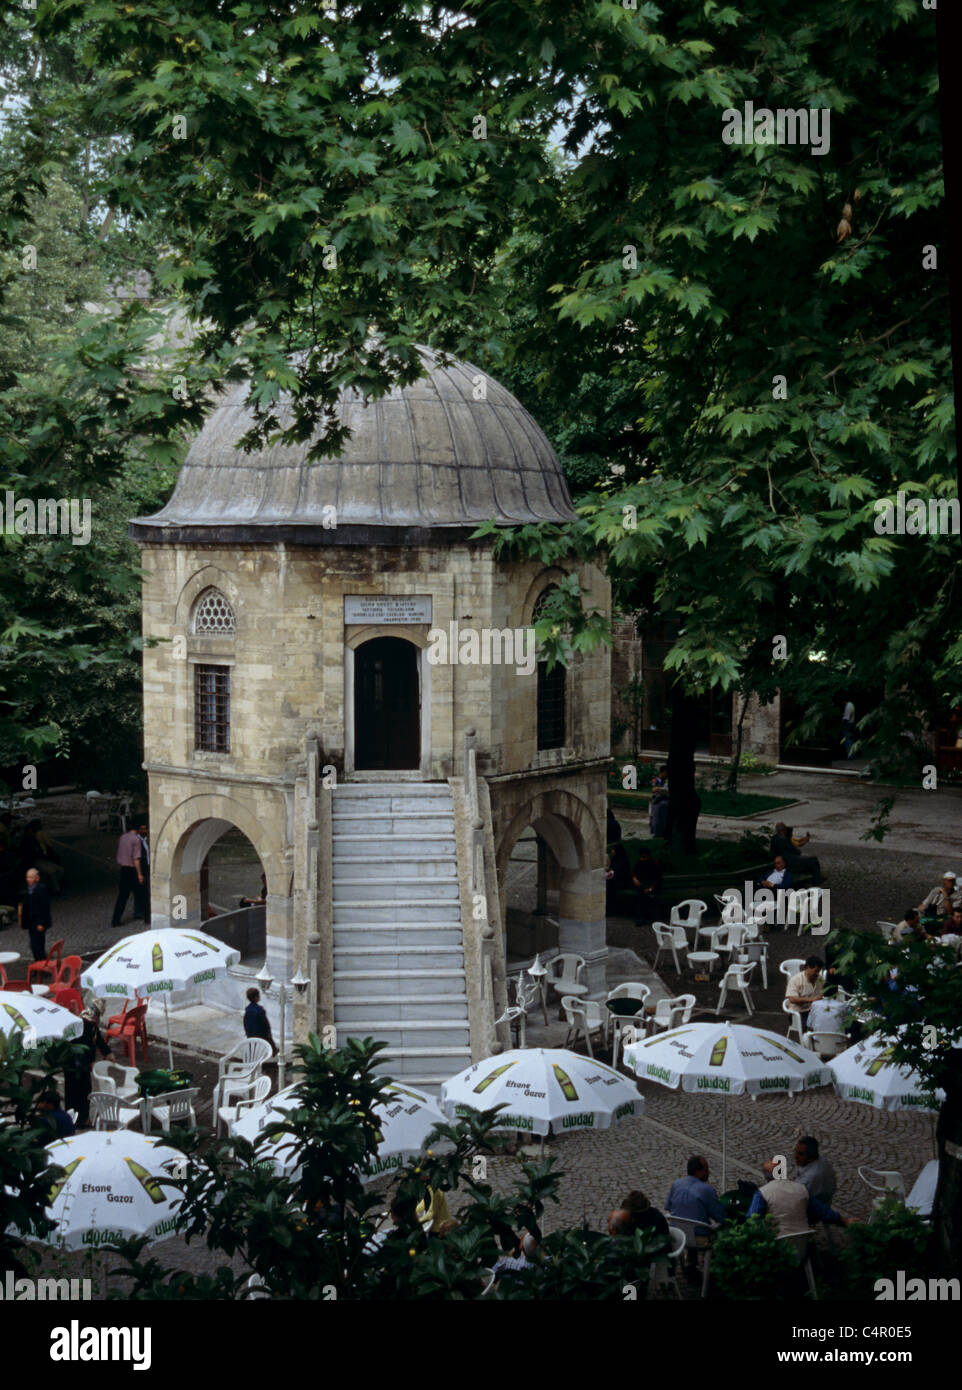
[710,1216,798,1299]
[829,1197,931,1300]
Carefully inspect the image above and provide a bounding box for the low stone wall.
[202,903,266,959]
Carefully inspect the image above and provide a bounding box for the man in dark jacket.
[769,822,822,886]
[243,987,276,1050]
[19,868,52,961]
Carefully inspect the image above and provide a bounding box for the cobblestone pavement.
[9,782,953,1297]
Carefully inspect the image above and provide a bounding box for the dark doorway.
[355,637,421,770]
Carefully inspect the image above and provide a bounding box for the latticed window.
[192,588,235,634]
[533,587,566,751]
[194,665,230,752]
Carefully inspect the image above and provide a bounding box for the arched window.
[192,587,235,635]
[533,587,566,750]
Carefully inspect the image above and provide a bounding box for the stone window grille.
[533,588,566,751]
[194,664,231,753]
[192,588,235,634]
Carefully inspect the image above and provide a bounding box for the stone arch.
[344,624,430,651]
[519,566,571,627]
[495,786,607,993]
[149,790,290,951]
[174,563,243,631]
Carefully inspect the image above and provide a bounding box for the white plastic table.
[688,951,720,978]
[0,951,20,966]
[906,1160,938,1218]
[29,983,50,996]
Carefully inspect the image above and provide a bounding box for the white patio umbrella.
[439,1048,645,1138]
[623,1022,831,1187]
[41,1130,185,1251]
[829,1032,945,1113]
[0,991,83,1048]
[230,1081,448,1183]
[81,928,241,1069]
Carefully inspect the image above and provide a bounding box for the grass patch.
[609,788,795,818]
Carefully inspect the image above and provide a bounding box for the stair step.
[334,967,466,979]
[333,816,455,836]
[334,926,463,947]
[369,1045,473,1059]
[336,997,469,1023]
[333,837,455,856]
[332,859,457,880]
[333,884,460,901]
[334,904,462,924]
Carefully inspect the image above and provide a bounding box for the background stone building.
[130,348,611,1085]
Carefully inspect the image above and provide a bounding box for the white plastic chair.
[781,997,805,1043]
[738,938,769,990]
[90,1092,141,1132]
[652,922,688,973]
[214,1037,273,1111]
[776,1231,818,1299]
[217,1074,272,1137]
[715,923,749,963]
[716,961,756,1015]
[802,1030,849,1060]
[780,958,806,980]
[649,996,687,1034]
[546,954,586,1000]
[716,888,744,920]
[667,1217,716,1298]
[561,996,606,1059]
[858,1166,906,1208]
[877,920,899,943]
[670,900,707,935]
[92,1060,140,1102]
[649,1225,687,1300]
[605,982,651,1050]
[788,887,826,935]
[85,790,105,828]
[143,1088,199,1133]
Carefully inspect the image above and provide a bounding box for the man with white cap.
[917,872,962,919]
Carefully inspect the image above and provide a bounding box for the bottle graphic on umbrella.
[151,943,164,972]
[124,1157,167,1204]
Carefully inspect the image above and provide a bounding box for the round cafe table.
[688,951,720,979]
[0,951,21,966]
[29,983,51,996]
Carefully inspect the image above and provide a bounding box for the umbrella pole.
[163,995,174,1072]
[722,1094,728,1191]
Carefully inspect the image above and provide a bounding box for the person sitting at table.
[794,1136,837,1205]
[631,847,664,926]
[63,1001,111,1128]
[930,911,962,954]
[621,1189,669,1237]
[493,1230,540,1283]
[784,957,824,1029]
[36,1090,76,1139]
[667,1156,725,1281]
[748,1156,857,1235]
[893,908,923,943]
[916,871,961,920]
[239,872,267,908]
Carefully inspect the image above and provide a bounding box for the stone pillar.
[558,866,608,997]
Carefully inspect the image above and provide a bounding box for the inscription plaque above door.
[344,595,432,625]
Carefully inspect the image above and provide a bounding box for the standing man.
[794,1136,837,1205]
[111,824,145,929]
[134,821,150,925]
[243,987,276,1051]
[19,867,52,961]
[841,699,856,759]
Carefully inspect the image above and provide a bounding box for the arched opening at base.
[175,817,267,964]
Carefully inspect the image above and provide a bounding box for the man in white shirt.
[917,872,962,918]
[785,957,824,1029]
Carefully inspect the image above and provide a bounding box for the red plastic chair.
[50,986,83,1016]
[26,938,64,987]
[0,964,32,993]
[106,996,136,1031]
[53,955,82,990]
[106,1002,148,1067]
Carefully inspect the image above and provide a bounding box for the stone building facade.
[130,349,611,1074]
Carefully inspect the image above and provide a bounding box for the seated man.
[893,908,922,943]
[36,1090,76,1140]
[748,1158,856,1236]
[916,871,961,920]
[666,1156,725,1280]
[784,957,824,1030]
[769,822,822,887]
[621,1189,670,1238]
[493,1230,539,1282]
[931,911,962,954]
[794,1136,837,1205]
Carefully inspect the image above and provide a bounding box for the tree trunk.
[932,1052,962,1271]
[727,692,750,794]
[667,682,700,855]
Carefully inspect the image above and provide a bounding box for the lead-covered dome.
[130,347,577,544]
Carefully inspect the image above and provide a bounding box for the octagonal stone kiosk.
[130,348,611,1087]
